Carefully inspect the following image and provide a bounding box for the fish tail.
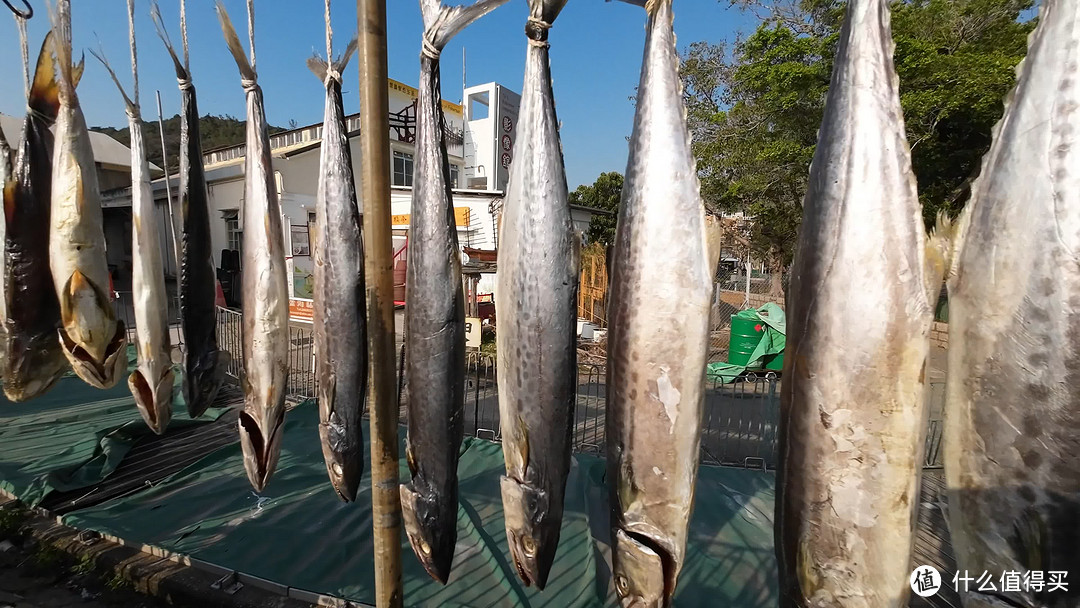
[215,1,256,83]
[305,56,328,84]
[924,210,957,303]
[307,36,357,84]
[46,0,79,100]
[335,36,358,74]
[425,0,510,52]
[89,46,137,116]
[150,1,190,81]
[26,31,62,122]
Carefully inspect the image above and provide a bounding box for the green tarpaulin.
[708,303,787,384]
[0,346,231,506]
[62,401,778,608]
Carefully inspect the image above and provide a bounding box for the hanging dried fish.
[48,0,127,390]
[776,0,949,605]
[92,0,174,434]
[2,31,71,401]
[605,0,713,605]
[400,0,509,584]
[309,5,365,501]
[216,0,289,492]
[494,0,577,591]
[152,0,231,420]
[944,2,1080,606]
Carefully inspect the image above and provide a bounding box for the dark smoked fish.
[308,36,366,502]
[2,32,70,402]
[48,0,127,390]
[945,2,1080,606]
[217,2,289,493]
[605,0,712,606]
[153,3,231,419]
[776,0,948,605]
[494,0,577,591]
[400,0,508,584]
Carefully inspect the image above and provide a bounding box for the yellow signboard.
[393,207,470,228]
[388,78,463,115]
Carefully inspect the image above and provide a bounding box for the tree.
[570,171,624,246]
[681,0,1036,295]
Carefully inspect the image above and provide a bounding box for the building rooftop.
[0,113,159,172]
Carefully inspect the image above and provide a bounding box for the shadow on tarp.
[0,346,232,506]
[61,399,778,608]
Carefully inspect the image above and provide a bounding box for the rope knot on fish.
[176,77,193,91]
[421,37,440,60]
[525,16,551,45]
[241,77,257,93]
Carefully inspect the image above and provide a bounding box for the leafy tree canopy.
[683,0,1036,271]
[570,171,624,246]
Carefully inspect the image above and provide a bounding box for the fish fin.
[509,416,530,479]
[89,46,137,116]
[334,36,358,74]
[215,1,256,83]
[527,0,570,26]
[945,203,973,292]
[26,31,62,122]
[306,56,328,84]
[1009,506,1047,572]
[923,210,955,306]
[405,441,417,477]
[150,1,190,80]
[424,0,510,52]
[72,53,84,89]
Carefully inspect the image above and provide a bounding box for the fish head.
[128,366,175,435]
[58,321,128,389]
[184,349,230,418]
[238,410,285,492]
[612,528,668,608]
[319,410,362,502]
[400,482,457,584]
[1,333,68,402]
[500,475,560,589]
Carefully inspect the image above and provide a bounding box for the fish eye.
[420,539,432,556]
[521,535,536,557]
[616,575,629,595]
[331,462,343,477]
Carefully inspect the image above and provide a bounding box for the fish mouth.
[612,527,675,608]
[238,410,285,492]
[128,366,175,435]
[499,476,558,590]
[400,482,455,584]
[58,322,127,389]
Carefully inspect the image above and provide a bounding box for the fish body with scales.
[48,2,128,390]
[604,0,713,606]
[153,5,231,420]
[400,0,509,585]
[944,1,1080,606]
[308,38,366,503]
[494,0,577,591]
[216,2,289,493]
[2,31,70,402]
[775,0,944,606]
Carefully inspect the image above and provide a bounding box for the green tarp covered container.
[708,303,786,383]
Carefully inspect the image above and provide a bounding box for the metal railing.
[212,306,947,471]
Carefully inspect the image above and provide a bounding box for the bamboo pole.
[356,0,402,606]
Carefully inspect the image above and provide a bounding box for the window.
[450,165,459,189]
[393,151,413,187]
[291,225,310,256]
[224,210,242,254]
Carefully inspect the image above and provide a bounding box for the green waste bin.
[729,315,765,368]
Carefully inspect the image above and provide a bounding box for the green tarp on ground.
[707,303,787,384]
[62,400,778,608]
[0,346,231,506]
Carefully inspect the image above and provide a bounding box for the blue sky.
[0,1,757,188]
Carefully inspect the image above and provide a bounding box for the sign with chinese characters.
[910,566,1070,598]
[289,297,314,324]
[465,317,482,349]
[392,207,471,227]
